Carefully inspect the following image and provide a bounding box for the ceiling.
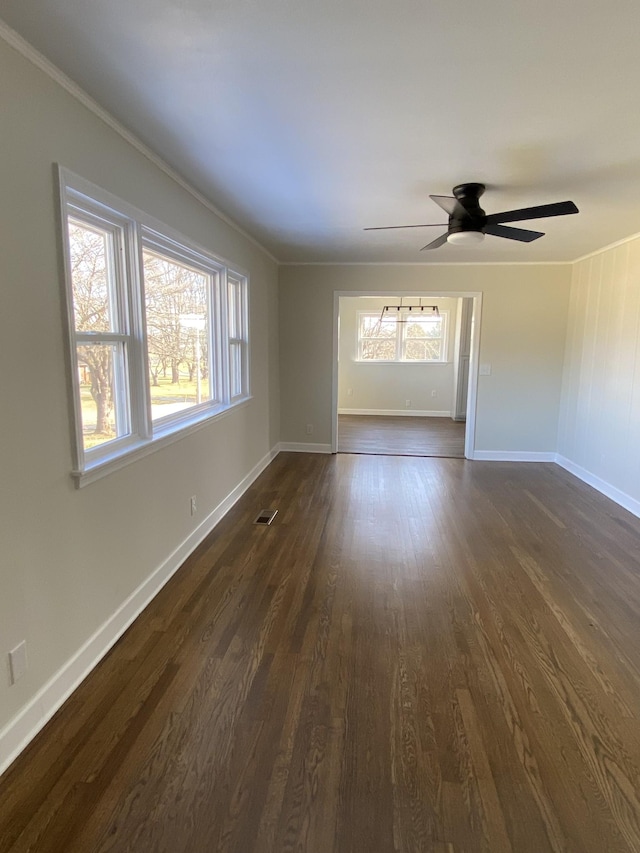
[3,0,640,264]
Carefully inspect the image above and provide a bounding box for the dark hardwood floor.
[337,414,465,457]
[2,453,640,852]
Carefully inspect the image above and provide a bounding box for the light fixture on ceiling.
[447,230,485,246]
[380,299,439,323]
[365,183,578,252]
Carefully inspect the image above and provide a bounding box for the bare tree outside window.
[68,220,121,448]
[358,312,447,362]
[403,316,443,360]
[359,314,397,360]
[61,169,250,481]
[142,251,211,420]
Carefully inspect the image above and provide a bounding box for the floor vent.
[254,509,278,525]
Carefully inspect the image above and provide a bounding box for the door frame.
[331,290,483,458]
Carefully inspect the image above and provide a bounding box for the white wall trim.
[0,20,278,266]
[280,261,573,267]
[472,451,557,462]
[279,442,332,454]
[1,19,633,272]
[572,230,640,264]
[331,291,482,460]
[4,13,629,274]
[555,455,640,519]
[338,408,451,417]
[0,445,280,778]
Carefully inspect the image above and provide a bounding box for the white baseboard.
[472,451,557,462]
[338,408,451,418]
[470,452,640,519]
[555,455,640,519]
[278,441,332,454]
[0,445,280,778]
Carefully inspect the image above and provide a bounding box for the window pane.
[405,339,426,360]
[68,219,116,333]
[360,316,377,336]
[77,343,128,450]
[143,251,212,420]
[228,279,239,338]
[361,339,396,360]
[228,275,247,399]
[377,319,398,338]
[404,339,442,360]
[229,342,242,398]
[405,316,442,338]
[402,316,444,360]
[360,315,396,339]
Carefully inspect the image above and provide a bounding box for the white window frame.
[227,271,250,403]
[356,310,449,363]
[58,167,251,486]
[140,228,225,435]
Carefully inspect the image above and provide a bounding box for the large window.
[60,169,250,484]
[141,238,219,424]
[227,272,249,401]
[357,310,448,362]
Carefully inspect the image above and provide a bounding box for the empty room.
[2,3,640,852]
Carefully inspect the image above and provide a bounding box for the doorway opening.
[332,291,481,459]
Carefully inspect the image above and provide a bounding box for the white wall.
[558,237,640,510]
[280,264,572,453]
[338,296,459,415]
[0,34,279,767]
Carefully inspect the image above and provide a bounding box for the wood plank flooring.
[337,414,465,457]
[2,453,640,852]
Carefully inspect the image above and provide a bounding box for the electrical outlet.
[9,641,27,684]
[431,390,437,397]
[405,399,411,408]
[306,424,314,435]
[190,495,197,516]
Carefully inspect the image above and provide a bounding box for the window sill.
[73,396,252,487]
[354,360,452,365]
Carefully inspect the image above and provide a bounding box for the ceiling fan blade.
[420,232,449,251]
[485,200,578,225]
[363,223,447,231]
[484,224,545,242]
[429,195,467,218]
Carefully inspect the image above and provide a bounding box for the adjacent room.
[1,2,640,851]
[336,295,472,458]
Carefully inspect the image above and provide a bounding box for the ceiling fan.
[364,183,579,250]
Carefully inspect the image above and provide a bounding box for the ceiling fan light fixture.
[447,230,485,246]
[365,183,578,251]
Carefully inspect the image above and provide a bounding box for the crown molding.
[278,260,573,267]
[4,20,640,271]
[0,20,279,265]
[572,229,640,264]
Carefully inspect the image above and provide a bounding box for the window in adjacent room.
[357,310,448,362]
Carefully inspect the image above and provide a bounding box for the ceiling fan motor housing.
[452,182,486,201]
[449,183,487,235]
[365,181,578,250]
